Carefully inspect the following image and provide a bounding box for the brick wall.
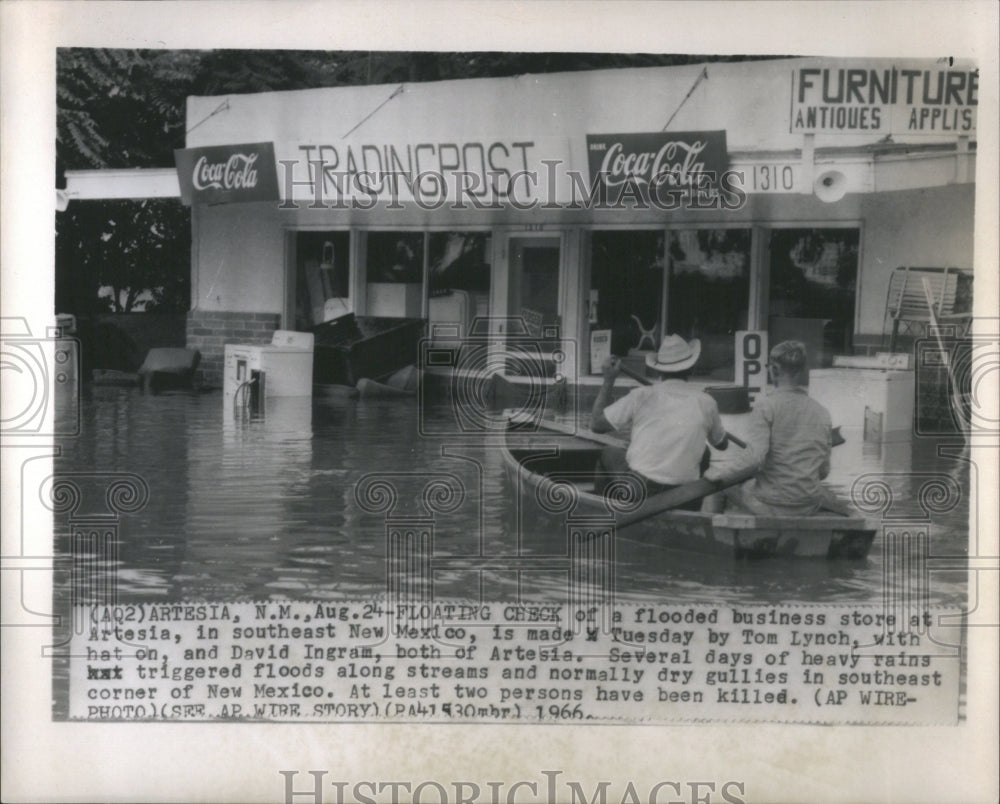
[186,310,280,388]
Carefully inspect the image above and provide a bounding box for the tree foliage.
[56,199,190,314]
[57,48,757,171]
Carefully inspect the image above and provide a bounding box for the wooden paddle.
[613,358,653,385]
[615,466,759,528]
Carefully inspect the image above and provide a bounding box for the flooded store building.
[172,56,975,408]
[64,55,976,429]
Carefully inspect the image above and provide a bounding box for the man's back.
[604,380,724,485]
[747,387,832,509]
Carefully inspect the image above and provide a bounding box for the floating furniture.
[312,314,424,386]
[883,266,973,352]
[386,364,420,392]
[137,347,201,392]
[356,364,420,398]
[630,314,659,352]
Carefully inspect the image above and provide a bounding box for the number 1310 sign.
[736,330,768,403]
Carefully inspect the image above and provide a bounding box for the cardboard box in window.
[590,329,611,374]
[367,283,422,318]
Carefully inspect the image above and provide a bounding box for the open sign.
[736,331,768,403]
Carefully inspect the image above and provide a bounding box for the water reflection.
[54,390,969,607]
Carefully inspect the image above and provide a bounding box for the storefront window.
[589,231,664,371]
[768,228,859,367]
[294,231,350,330]
[428,232,491,330]
[667,229,751,378]
[365,231,424,317]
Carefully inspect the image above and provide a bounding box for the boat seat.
[714,512,878,531]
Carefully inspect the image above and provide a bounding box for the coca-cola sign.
[586,131,728,204]
[175,142,279,205]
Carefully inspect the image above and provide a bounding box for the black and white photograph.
[2,2,998,802]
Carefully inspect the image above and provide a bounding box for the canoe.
[500,423,877,560]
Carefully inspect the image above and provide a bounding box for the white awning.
[59,168,179,208]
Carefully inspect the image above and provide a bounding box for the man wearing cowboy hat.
[591,334,727,510]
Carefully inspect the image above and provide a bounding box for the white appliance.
[428,290,471,345]
[809,368,915,442]
[224,330,314,398]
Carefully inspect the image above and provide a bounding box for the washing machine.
[809,368,915,442]
[224,330,314,399]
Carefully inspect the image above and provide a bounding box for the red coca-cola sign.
[586,131,728,203]
[175,142,279,205]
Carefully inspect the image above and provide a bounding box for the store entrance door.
[506,236,561,351]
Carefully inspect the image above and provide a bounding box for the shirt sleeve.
[602,387,639,432]
[704,397,726,446]
[703,395,766,482]
[742,397,773,471]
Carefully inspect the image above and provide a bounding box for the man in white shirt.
[591,334,728,511]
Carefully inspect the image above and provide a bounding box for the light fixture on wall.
[814,170,847,203]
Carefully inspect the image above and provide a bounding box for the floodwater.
[52,386,971,608]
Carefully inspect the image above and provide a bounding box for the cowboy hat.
[645,334,701,373]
